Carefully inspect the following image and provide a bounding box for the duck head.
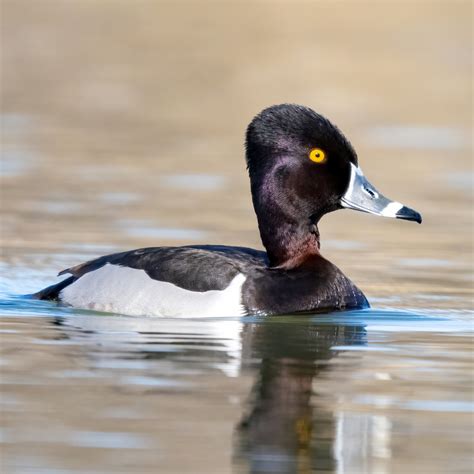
[246,104,421,268]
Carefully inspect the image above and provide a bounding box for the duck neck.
[258,213,321,269]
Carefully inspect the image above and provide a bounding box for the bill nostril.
[364,187,377,198]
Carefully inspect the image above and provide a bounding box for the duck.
[34,104,421,317]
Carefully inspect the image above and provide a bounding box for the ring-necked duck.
[35,104,421,316]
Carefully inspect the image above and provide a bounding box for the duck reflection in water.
[236,320,366,474]
[42,310,367,473]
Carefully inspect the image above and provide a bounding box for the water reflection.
[236,320,366,474]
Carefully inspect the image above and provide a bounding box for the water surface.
[1,294,472,474]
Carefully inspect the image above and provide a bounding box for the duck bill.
[340,163,422,224]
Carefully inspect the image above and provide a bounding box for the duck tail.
[32,276,76,301]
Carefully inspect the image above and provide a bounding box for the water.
[1,1,473,473]
[1,296,472,473]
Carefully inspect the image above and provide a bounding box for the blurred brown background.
[1,0,472,307]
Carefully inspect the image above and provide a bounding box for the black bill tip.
[396,206,422,224]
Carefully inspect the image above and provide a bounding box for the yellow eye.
[309,148,326,163]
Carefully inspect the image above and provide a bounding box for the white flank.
[60,263,246,317]
[380,201,403,217]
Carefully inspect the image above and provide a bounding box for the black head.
[245,104,421,268]
[246,104,357,221]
